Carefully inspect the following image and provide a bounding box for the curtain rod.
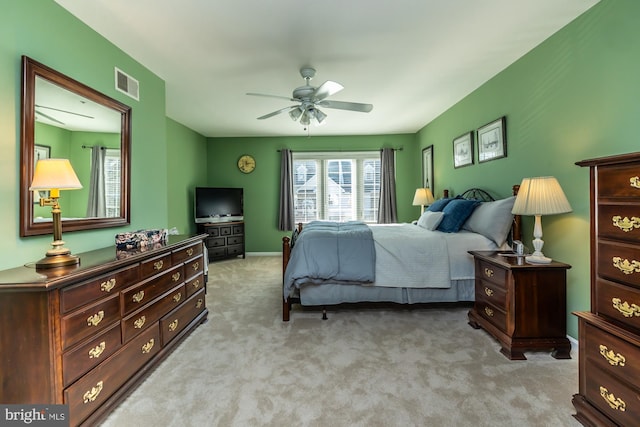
[82,145,106,149]
[277,147,403,152]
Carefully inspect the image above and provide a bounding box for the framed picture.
[452,131,474,168]
[477,116,507,163]
[33,144,51,203]
[421,145,434,193]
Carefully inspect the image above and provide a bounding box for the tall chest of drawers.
[0,235,208,427]
[574,153,640,426]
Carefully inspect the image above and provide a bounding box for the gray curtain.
[86,146,106,217]
[377,147,398,223]
[278,149,295,231]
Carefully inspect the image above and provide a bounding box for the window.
[292,151,380,223]
[104,149,121,217]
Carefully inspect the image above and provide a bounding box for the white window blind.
[105,149,121,217]
[292,151,380,223]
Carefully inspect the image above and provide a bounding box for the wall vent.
[115,67,139,101]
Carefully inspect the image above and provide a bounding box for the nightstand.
[467,250,572,360]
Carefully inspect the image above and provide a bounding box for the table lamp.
[412,188,434,215]
[511,176,572,264]
[30,158,83,268]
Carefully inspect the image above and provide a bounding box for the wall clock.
[237,154,256,174]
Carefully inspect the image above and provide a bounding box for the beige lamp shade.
[412,188,435,206]
[511,176,572,216]
[30,159,83,191]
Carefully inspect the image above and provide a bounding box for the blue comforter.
[283,221,376,300]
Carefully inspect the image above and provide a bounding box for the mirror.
[20,56,131,237]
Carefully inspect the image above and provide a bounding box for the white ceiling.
[54,0,598,138]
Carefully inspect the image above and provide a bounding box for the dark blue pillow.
[426,197,454,212]
[437,199,480,233]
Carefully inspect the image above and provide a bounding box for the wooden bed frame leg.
[322,309,327,320]
[283,299,290,322]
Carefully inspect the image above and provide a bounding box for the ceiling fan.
[247,67,373,127]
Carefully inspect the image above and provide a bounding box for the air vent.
[115,67,139,101]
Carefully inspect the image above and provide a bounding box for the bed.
[281,186,522,321]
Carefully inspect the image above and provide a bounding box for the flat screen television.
[194,187,243,223]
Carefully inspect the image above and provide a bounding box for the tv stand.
[197,221,245,261]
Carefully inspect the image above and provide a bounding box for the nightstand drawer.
[477,300,506,331]
[583,321,640,381]
[584,360,640,427]
[476,279,507,310]
[595,278,640,332]
[476,260,508,287]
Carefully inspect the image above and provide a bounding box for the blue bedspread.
[284,221,376,300]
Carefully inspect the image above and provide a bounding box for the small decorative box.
[115,229,168,250]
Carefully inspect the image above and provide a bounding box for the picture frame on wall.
[33,144,51,204]
[452,131,474,168]
[422,145,434,193]
[477,116,507,163]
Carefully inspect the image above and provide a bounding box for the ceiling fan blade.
[318,100,373,113]
[313,80,344,101]
[35,109,65,125]
[36,104,94,119]
[247,92,295,101]
[257,105,297,120]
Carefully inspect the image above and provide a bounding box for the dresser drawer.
[597,163,640,198]
[140,253,172,279]
[209,246,227,257]
[476,279,507,310]
[62,322,122,387]
[185,273,205,298]
[61,264,139,313]
[160,288,206,346]
[228,245,244,257]
[64,324,160,427]
[122,284,186,342]
[227,235,243,245]
[583,321,640,382]
[476,300,506,331]
[476,260,508,288]
[232,224,244,234]
[598,203,640,243]
[121,264,184,316]
[172,241,203,264]
[184,254,204,280]
[595,278,640,332]
[61,294,121,350]
[207,237,226,248]
[597,241,640,288]
[584,360,640,427]
[219,226,232,236]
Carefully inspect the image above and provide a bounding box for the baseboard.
[246,252,281,256]
[567,334,578,354]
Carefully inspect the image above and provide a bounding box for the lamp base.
[525,254,552,264]
[35,252,80,269]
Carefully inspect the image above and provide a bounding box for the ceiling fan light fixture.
[314,108,327,124]
[289,107,302,121]
[300,110,311,126]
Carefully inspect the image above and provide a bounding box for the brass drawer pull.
[484,287,494,297]
[484,268,494,278]
[599,386,626,411]
[100,278,116,292]
[192,279,201,289]
[83,381,104,404]
[172,272,181,282]
[612,256,640,275]
[88,342,106,359]
[196,298,203,309]
[186,248,194,256]
[141,338,155,354]
[612,215,640,232]
[599,344,626,366]
[612,298,640,318]
[134,315,146,329]
[132,290,145,303]
[630,176,640,189]
[192,262,199,271]
[484,307,494,317]
[87,311,104,327]
[153,260,164,270]
[169,319,179,332]
[173,293,182,303]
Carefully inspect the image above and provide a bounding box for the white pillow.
[463,196,515,246]
[417,211,444,231]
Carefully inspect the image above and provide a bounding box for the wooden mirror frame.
[20,56,131,237]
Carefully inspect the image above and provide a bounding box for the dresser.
[468,250,572,360]
[574,153,640,426]
[0,234,208,427]
[198,221,245,261]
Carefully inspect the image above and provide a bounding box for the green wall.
[166,118,208,234]
[416,0,640,338]
[207,134,418,252]
[0,0,172,269]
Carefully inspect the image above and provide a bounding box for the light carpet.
[101,256,581,427]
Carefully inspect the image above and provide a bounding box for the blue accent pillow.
[437,199,481,233]
[426,197,454,212]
